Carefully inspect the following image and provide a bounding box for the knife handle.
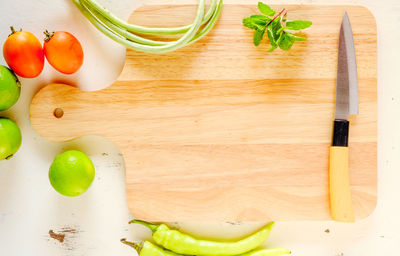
[329,120,355,222]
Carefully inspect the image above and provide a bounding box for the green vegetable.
[71,0,223,54]
[121,240,291,256]
[0,118,22,161]
[130,220,275,256]
[121,240,181,256]
[0,65,20,111]
[243,2,312,51]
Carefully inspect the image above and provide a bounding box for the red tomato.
[43,31,83,74]
[3,27,44,78]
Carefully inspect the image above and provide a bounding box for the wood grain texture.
[30,4,377,221]
[329,146,355,222]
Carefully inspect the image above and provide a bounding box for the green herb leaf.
[258,2,276,16]
[243,17,259,30]
[251,15,271,26]
[278,32,295,50]
[243,15,270,30]
[250,15,270,21]
[292,34,307,41]
[270,19,282,41]
[267,45,277,52]
[285,20,312,30]
[267,26,277,47]
[276,31,284,46]
[253,28,266,46]
[243,3,311,52]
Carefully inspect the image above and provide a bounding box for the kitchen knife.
[329,12,358,222]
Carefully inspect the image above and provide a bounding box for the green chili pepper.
[130,220,275,256]
[121,239,181,256]
[121,239,291,256]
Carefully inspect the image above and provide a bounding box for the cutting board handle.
[30,83,100,142]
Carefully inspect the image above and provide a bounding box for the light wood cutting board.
[30,4,377,221]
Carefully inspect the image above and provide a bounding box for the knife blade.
[335,12,359,120]
[329,12,358,222]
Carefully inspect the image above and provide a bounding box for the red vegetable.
[43,30,83,74]
[3,26,44,78]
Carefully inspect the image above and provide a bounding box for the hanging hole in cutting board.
[53,108,64,119]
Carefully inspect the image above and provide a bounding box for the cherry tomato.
[3,27,44,78]
[43,31,83,74]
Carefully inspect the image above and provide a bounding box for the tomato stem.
[43,30,55,41]
[8,26,20,37]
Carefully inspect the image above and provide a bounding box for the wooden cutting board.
[30,4,377,221]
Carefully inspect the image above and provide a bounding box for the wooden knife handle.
[329,146,355,222]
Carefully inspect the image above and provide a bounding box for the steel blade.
[335,12,359,120]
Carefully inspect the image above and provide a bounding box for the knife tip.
[343,11,350,21]
[341,11,352,29]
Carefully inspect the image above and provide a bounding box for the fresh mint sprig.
[243,2,312,52]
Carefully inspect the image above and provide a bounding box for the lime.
[0,118,22,161]
[49,150,95,197]
[0,65,20,111]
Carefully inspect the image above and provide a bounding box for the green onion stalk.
[71,0,223,54]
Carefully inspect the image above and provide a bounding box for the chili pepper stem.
[120,238,142,252]
[43,30,55,41]
[129,219,159,233]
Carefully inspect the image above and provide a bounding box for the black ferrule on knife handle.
[332,120,349,147]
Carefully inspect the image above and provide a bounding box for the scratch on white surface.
[47,226,82,252]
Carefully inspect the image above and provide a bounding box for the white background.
[0,0,399,255]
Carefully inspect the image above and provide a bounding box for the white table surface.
[0,0,398,255]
